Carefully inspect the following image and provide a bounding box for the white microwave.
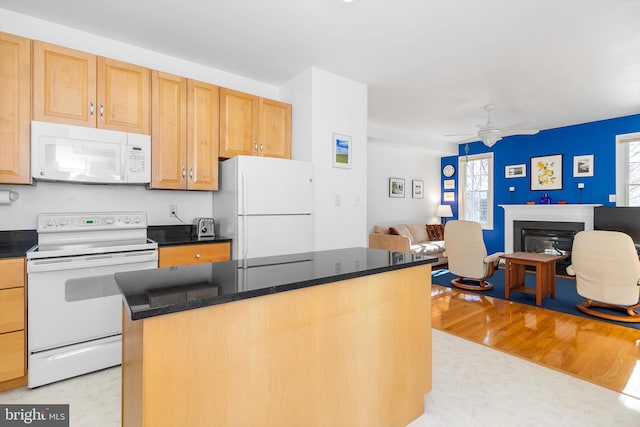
[31,121,151,184]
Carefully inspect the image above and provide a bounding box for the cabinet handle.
[253,142,258,153]
[195,253,201,259]
[89,102,94,117]
[260,143,264,153]
[182,167,186,179]
[189,168,193,179]
[99,103,104,119]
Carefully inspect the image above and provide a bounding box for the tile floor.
[2,330,639,426]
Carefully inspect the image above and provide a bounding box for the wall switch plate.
[577,183,585,189]
[335,195,341,207]
[609,194,616,203]
[509,186,515,192]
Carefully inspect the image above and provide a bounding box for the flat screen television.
[593,207,640,249]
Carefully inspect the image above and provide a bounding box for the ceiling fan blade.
[502,129,540,137]
[454,135,482,144]
[444,133,475,137]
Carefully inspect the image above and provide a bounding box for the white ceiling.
[2,0,639,151]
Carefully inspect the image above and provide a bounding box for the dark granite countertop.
[0,230,37,259]
[116,247,436,320]
[148,225,232,246]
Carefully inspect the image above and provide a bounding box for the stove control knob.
[47,218,56,227]
[58,218,68,226]
[105,218,114,225]
[124,217,131,224]
[134,217,141,224]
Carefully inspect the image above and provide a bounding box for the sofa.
[369,223,447,266]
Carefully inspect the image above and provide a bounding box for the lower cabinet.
[158,242,231,268]
[0,257,26,391]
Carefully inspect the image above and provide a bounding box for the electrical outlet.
[169,204,177,216]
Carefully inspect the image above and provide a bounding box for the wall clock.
[443,165,455,177]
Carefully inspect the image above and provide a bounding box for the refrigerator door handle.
[241,172,247,216]
[241,172,249,259]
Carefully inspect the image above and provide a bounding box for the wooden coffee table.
[500,252,565,306]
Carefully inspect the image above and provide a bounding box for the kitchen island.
[116,247,433,427]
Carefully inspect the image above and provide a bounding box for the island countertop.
[115,247,435,320]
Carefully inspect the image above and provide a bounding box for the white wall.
[0,9,281,231]
[282,68,368,251]
[367,141,442,232]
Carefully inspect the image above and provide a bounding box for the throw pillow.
[407,224,428,243]
[389,224,413,244]
[426,224,445,241]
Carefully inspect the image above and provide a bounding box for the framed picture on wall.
[505,164,526,178]
[389,178,405,198]
[531,154,563,190]
[443,192,455,202]
[573,154,594,177]
[412,180,424,199]
[443,179,455,189]
[332,133,352,169]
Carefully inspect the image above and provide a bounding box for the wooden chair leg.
[576,299,640,323]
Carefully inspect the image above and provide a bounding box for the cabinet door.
[97,57,150,134]
[259,98,291,159]
[151,71,187,189]
[0,288,24,334]
[159,243,231,268]
[0,33,30,184]
[187,80,219,190]
[33,41,97,127]
[219,88,258,158]
[0,331,24,383]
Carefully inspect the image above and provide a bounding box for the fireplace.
[514,220,584,275]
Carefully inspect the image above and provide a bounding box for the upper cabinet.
[0,33,31,184]
[150,71,219,191]
[219,88,291,159]
[33,41,150,134]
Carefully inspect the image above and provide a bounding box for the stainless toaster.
[192,217,215,240]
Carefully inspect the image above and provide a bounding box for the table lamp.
[436,204,453,224]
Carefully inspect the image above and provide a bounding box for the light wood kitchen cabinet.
[219,87,291,159]
[158,242,231,268]
[33,41,150,134]
[0,32,31,184]
[150,72,220,190]
[0,257,26,391]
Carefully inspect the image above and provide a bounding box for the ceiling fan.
[447,104,540,147]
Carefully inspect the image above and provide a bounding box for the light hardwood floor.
[431,283,640,400]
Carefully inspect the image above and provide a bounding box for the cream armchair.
[444,220,503,291]
[566,230,640,322]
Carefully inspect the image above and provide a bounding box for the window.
[458,153,494,229]
[615,132,640,206]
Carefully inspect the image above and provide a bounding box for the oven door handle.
[27,250,158,273]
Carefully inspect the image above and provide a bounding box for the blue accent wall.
[441,114,640,254]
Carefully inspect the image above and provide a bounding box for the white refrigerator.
[213,156,314,260]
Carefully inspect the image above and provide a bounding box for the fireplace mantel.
[500,204,602,253]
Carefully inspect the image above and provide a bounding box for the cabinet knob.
[182,167,186,179]
[89,102,94,117]
[195,253,201,259]
[253,142,258,153]
[189,168,193,179]
[99,103,104,119]
[260,143,264,152]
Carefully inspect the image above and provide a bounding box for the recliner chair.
[566,230,640,322]
[444,220,503,291]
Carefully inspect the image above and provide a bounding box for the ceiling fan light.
[481,134,502,147]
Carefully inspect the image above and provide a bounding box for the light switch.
[335,194,341,207]
[577,183,585,189]
[609,194,616,203]
[509,186,515,192]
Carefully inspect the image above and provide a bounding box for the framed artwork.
[573,154,594,177]
[531,154,563,191]
[332,133,352,169]
[443,192,455,202]
[505,164,526,178]
[443,179,455,189]
[412,180,424,199]
[388,178,405,198]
